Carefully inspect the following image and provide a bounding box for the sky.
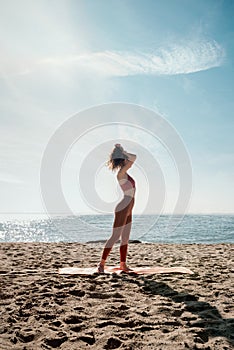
[0,0,234,219]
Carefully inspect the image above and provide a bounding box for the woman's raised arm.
[123,151,137,163]
[118,151,137,176]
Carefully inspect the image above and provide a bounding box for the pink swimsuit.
[119,173,136,193]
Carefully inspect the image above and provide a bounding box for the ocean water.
[0,214,233,244]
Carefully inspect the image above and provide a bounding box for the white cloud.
[13,39,224,78]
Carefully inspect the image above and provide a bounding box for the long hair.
[106,145,128,172]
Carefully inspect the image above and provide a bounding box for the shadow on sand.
[128,273,234,346]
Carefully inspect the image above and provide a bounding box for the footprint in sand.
[194,330,209,344]
[49,320,62,327]
[70,325,83,332]
[44,334,68,348]
[104,337,122,349]
[68,289,85,297]
[15,330,35,343]
[64,315,87,324]
[79,333,96,345]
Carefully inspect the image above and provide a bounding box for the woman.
[98,144,137,273]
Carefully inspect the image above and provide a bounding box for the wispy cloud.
[33,39,225,77]
[0,39,225,79]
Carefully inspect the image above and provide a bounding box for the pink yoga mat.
[58,266,194,275]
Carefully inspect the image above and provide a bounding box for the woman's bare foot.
[97,263,105,273]
[120,262,133,272]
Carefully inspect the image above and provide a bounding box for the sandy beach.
[0,242,233,349]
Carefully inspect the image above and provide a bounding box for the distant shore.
[85,239,142,244]
[0,242,233,349]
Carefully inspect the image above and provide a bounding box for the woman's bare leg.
[98,200,129,271]
[101,213,128,259]
[120,214,132,270]
[120,214,132,261]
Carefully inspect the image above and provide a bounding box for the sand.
[0,242,233,350]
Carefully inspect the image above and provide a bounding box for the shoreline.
[0,242,233,349]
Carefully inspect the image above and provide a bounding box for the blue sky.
[0,0,233,218]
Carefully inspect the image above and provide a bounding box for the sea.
[0,214,233,244]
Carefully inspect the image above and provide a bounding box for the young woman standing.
[98,144,136,273]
